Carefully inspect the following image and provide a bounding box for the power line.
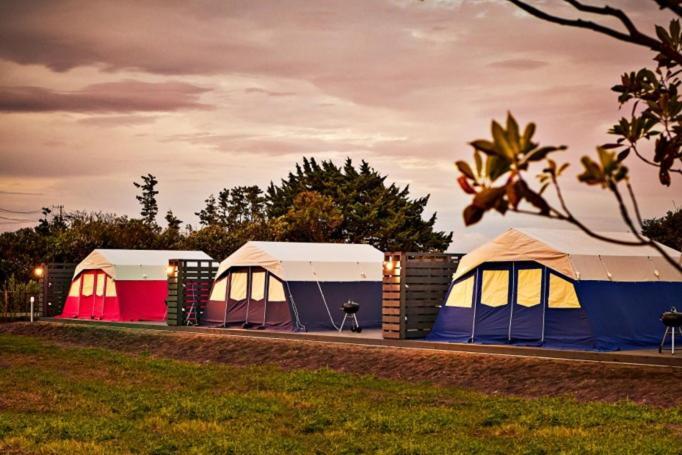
[0,215,38,222]
[0,207,43,214]
[0,220,36,225]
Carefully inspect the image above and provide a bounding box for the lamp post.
[32,265,45,321]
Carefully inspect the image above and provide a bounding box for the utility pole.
[51,204,64,223]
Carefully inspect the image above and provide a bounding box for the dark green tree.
[195,194,219,226]
[164,210,182,231]
[642,207,682,250]
[267,157,452,251]
[133,174,159,226]
[272,191,344,242]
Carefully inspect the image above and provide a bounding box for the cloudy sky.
[0,0,678,251]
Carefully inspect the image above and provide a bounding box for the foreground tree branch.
[507,0,682,65]
[654,0,682,17]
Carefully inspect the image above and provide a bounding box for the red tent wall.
[115,280,167,321]
[59,269,167,322]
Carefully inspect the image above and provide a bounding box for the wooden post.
[166,259,219,326]
[382,252,462,339]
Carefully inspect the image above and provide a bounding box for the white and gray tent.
[205,241,384,331]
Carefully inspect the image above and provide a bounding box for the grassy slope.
[0,334,680,455]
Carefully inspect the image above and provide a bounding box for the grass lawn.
[0,333,680,454]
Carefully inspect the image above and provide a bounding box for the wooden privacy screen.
[166,259,219,326]
[382,252,461,339]
[43,263,77,317]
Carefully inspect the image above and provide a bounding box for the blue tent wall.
[287,281,382,331]
[471,263,512,344]
[428,260,682,350]
[576,281,682,350]
[509,263,545,345]
[428,272,476,343]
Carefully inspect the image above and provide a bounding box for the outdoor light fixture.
[33,266,44,278]
[385,260,394,272]
[166,265,177,277]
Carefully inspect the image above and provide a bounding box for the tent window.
[229,272,248,300]
[548,274,581,308]
[210,277,227,301]
[516,269,542,307]
[68,277,81,297]
[445,276,474,308]
[251,271,266,301]
[268,276,286,303]
[81,274,94,297]
[481,270,509,307]
[105,277,117,297]
[95,273,106,297]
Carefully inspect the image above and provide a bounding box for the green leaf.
[521,122,536,150]
[470,140,497,156]
[486,155,510,182]
[506,112,520,146]
[474,151,483,176]
[456,161,476,180]
[492,121,515,159]
[656,25,672,46]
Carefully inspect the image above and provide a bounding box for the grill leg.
[339,314,348,333]
[659,326,670,354]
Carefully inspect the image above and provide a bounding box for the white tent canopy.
[74,249,212,281]
[216,241,384,282]
[454,228,681,282]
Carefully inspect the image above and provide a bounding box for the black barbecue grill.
[339,300,362,333]
[659,307,682,354]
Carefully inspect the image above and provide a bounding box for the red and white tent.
[59,249,212,322]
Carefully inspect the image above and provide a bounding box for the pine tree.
[133,174,159,225]
[195,194,219,226]
[164,210,182,231]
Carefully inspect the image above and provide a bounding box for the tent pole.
[222,274,231,327]
[507,263,515,342]
[541,268,547,343]
[470,269,479,343]
[262,272,269,327]
[75,279,81,318]
[244,267,251,325]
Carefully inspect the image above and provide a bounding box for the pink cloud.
[0,80,211,113]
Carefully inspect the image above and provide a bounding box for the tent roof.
[454,228,681,282]
[74,249,212,281]
[216,241,384,282]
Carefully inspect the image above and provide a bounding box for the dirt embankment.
[3,322,681,407]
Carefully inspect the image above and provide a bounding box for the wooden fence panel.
[43,263,77,317]
[166,259,219,326]
[382,252,461,339]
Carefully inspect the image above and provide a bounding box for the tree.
[267,157,452,251]
[642,207,682,250]
[454,2,681,272]
[195,194,219,226]
[164,210,182,231]
[273,191,344,242]
[133,174,159,226]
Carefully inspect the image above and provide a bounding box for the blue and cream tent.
[204,241,383,331]
[428,228,682,350]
